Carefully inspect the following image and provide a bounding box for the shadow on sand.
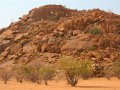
[76,86,115,89]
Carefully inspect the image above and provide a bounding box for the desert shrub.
[39,65,56,85]
[104,65,113,80]
[28,61,42,70]
[22,61,42,84]
[32,51,40,57]
[12,65,25,83]
[89,27,101,35]
[0,68,13,84]
[23,66,41,84]
[58,56,93,86]
[80,60,93,80]
[114,60,120,79]
[58,56,81,86]
[88,46,96,51]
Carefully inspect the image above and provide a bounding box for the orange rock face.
[0,5,120,76]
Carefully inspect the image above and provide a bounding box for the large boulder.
[23,43,37,53]
[61,39,91,55]
[0,40,10,54]
[41,43,47,53]
[10,43,23,54]
[0,29,14,40]
[14,34,25,41]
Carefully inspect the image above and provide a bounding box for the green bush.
[89,27,101,35]
[23,66,41,84]
[88,46,96,51]
[39,65,56,85]
[32,51,40,57]
[58,56,81,86]
[80,60,93,80]
[14,63,55,85]
[58,56,93,86]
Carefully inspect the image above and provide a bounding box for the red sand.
[0,78,119,90]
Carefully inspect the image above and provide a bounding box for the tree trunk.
[4,80,7,84]
[66,74,78,86]
[45,80,48,85]
[19,79,23,83]
[67,79,78,86]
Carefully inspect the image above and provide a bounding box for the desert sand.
[0,78,119,90]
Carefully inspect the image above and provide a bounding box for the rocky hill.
[0,5,120,77]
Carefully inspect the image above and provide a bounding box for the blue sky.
[0,0,120,28]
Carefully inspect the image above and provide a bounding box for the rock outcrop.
[0,5,120,77]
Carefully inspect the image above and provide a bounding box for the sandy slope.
[0,78,119,90]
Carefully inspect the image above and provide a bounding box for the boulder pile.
[0,5,120,77]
